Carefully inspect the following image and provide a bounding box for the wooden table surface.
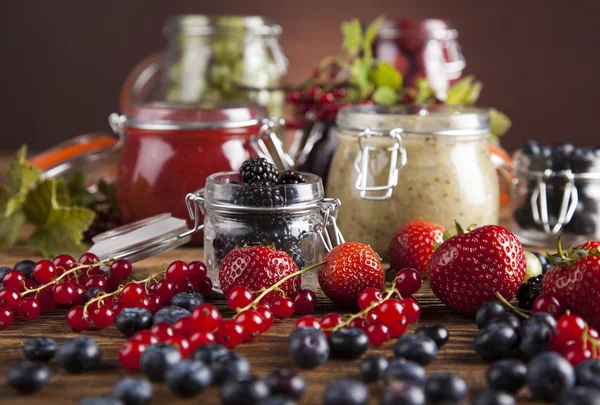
[0,241,550,405]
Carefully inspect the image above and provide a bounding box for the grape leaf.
[2,145,41,217]
[446,75,475,105]
[362,16,385,61]
[370,62,403,90]
[489,108,512,137]
[0,186,24,248]
[341,19,363,56]
[67,171,95,207]
[22,178,95,257]
[373,86,399,105]
[414,77,435,103]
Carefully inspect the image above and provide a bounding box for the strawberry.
[428,223,526,317]
[542,239,600,329]
[388,220,445,277]
[318,242,385,307]
[219,245,300,305]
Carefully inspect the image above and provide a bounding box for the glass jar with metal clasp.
[511,150,600,247]
[325,104,501,257]
[87,171,344,291]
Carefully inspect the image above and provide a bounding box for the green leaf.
[362,15,385,61]
[97,179,119,219]
[350,58,374,97]
[2,145,41,217]
[489,108,512,137]
[414,77,435,103]
[341,19,363,56]
[22,178,95,257]
[372,86,399,105]
[446,75,475,105]
[370,62,402,90]
[465,81,483,105]
[0,210,24,249]
[67,171,95,207]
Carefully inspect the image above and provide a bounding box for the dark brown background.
[1,0,599,153]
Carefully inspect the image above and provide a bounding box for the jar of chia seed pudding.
[327,104,499,256]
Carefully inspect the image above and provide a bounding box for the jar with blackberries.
[511,140,600,247]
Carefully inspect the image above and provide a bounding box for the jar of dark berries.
[511,140,600,247]
[187,169,343,291]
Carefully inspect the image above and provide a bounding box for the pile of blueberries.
[473,301,600,404]
[513,140,600,237]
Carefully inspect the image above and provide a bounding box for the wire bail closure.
[180,189,206,238]
[353,127,407,201]
[530,169,579,235]
[250,118,295,171]
[314,198,345,252]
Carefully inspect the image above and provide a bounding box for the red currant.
[70,283,86,306]
[112,301,127,317]
[36,287,56,313]
[227,286,254,311]
[2,270,26,292]
[119,339,146,370]
[388,317,409,338]
[293,289,317,315]
[147,294,165,313]
[401,298,421,323]
[296,316,321,329]
[365,308,380,325]
[151,323,174,341]
[321,313,345,337]
[132,330,159,345]
[191,304,222,332]
[188,261,207,284]
[286,90,301,103]
[165,335,191,357]
[66,306,90,331]
[17,298,40,321]
[188,330,216,351]
[24,279,37,290]
[255,305,273,333]
[79,252,100,265]
[105,277,121,293]
[235,309,264,341]
[366,323,389,346]
[320,92,335,104]
[532,293,565,318]
[216,320,244,348]
[197,278,212,298]
[119,282,145,307]
[357,287,383,310]
[53,254,76,272]
[91,305,115,328]
[109,259,132,280]
[272,297,295,318]
[564,346,592,366]
[173,317,193,337]
[84,275,108,291]
[165,260,189,285]
[349,317,367,330]
[32,260,57,284]
[0,308,13,329]
[154,280,177,301]
[0,288,21,309]
[557,314,587,341]
[395,268,422,297]
[52,282,75,304]
[378,299,405,327]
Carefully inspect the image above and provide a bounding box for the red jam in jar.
[112,102,266,242]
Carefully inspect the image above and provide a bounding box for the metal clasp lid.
[250,118,295,171]
[530,169,578,235]
[315,198,345,252]
[353,128,407,201]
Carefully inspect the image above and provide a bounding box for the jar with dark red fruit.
[511,140,600,247]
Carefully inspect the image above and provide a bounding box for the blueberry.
[384,359,426,385]
[80,396,124,405]
[522,140,541,156]
[552,143,576,171]
[23,337,57,362]
[526,352,575,401]
[424,372,468,403]
[473,323,518,361]
[220,376,271,405]
[115,308,153,337]
[322,379,369,405]
[558,386,600,405]
[526,311,557,331]
[329,328,369,359]
[192,342,229,366]
[487,311,521,332]
[486,359,527,393]
[576,359,600,390]
[471,390,516,405]
[165,359,212,397]
[152,306,191,325]
[394,334,438,365]
[139,343,182,382]
[0,266,11,281]
[359,356,389,383]
[572,148,599,173]
[289,327,329,369]
[58,337,101,374]
[257,395,297,405]
[111,377,152,405]
[265,368,306,399]
[475,302,506,329]
[414,324,449,348]
[7,361,51,393]
[171,291,205,311]
[380,381,425,405]
[519,321,553,362]
[85,287,105,302]
[211,352,251,385]
[14,260,35,279]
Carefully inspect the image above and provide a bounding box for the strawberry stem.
[454,220,466,235]
[494,291,530,319]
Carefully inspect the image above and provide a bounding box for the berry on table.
[0,288,21,309]
[296,316,321,329]
[400,298,421,323]
[14,259,36,279]
[109,259,133,280]
[377,299,405,327]
[80,396,123,405]
[187,330,215,351]
[215,319,245,349]
[380,381,426,405]
[557,314,587,341]
[349,317,367,330]
[255,305,273,333]
[329,328,369,359]
[384,359,426,385]
[91,305,115,329]
[151,323,174,341]
[17,297,41,321]
[165,335,191,357]
[132,330,159,345]
[171,291,205,311]
[265,368,307,399]
[519,321,553,362]
[289,327,329,369]
[272,297,295,318]
[165,260,190,285]
[357,287,383,310]
[321,313,345,336]
[293,289,317,315]
[191,303,222,332]
[188,260,207,284]
[58,337,101,374]
[84,287,105,303]
[532,292,565,318]
[388,220,445,277]
[575,359,600,390]
[165,359,212,397]
[153,306,191,325]
[3,270,26,292]
[172,317,193,337]
[558,386,600,405]
[0,307,13,329]
[365,323,389,346]
[52,282,75,304]
[388,317,409,338]
[36,286,56,313]
[414,325,449,348]
[111,377,153,405]
[235,309,264,341]
[476,301,506,329]
[527,311,557,331]
[394,334,438,365]
[139,343,182,382]
[526,352,575,402]
[322,379,369,405]
[7,361,51,393]
[474,323,519,361]
[32,259,57,284]
[359,356,389,383]
[471,390,516,405]
[115,307,153,338]
[23,337,57,362]
[66,305,90,331]
[211,351,250,385]
[119,283,145,307]
[487,311,520,333]
[192,342,228,365]
[424,372,468,404]
[118,339,147,371]
[486,359,527,394]
[227,286,254,311]
[395,268,422,297]
[220,376,271,405]
[516,274,543,310]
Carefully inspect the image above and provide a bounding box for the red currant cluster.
[285,84,356,127]
[550,314,599,366]
[295,268,423,346]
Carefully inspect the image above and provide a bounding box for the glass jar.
[327,104,499,256]
[511,150,600,247]
[109,102,267,242]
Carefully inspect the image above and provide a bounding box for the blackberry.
[239,157,279,185]
[277,171,307,185]
[516,275,543,310]
[233,182,284,207]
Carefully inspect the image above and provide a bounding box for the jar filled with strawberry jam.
[110,102,267,242]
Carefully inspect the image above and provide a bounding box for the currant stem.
[494,291,530,319]
[237,261,326,314]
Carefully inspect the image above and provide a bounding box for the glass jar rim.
[514,149,600,178]
[377,18,458,41]
[164,15,282,37]
[336,104,490,136]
